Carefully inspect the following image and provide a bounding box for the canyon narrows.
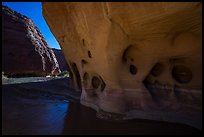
[42,2,202,129]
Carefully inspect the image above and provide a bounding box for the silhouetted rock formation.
[42,2,202,129]
[2,6,61,77]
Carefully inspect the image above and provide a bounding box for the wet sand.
[2,77,201,135]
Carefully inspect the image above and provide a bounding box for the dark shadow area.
[62,103,201,135]
[71,63,82,91]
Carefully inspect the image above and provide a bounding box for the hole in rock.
[88,50,92,58]
[92,76,101,89]
[99,76,106,92]
[82,39,85,46]
[122,45,133,63]
[72,63,82,90]
[82,59,88,64]
[172,65,192,84]
[129,65,137,75]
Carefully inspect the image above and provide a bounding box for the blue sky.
[2,2,61,49]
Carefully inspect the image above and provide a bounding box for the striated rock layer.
[2,6,61,76]
[52,48,68,71]
[42,2,202,129]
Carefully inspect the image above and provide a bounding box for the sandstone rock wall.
[2,6,61,76]
[42,2,202,129]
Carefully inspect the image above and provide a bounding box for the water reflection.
[2,83,200,135]
[2,90,69,135]
[62,103,200,135]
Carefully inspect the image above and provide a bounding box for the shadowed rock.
[52,48,68,71]
[2,6,61,77]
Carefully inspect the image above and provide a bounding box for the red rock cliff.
[2,6,61,76]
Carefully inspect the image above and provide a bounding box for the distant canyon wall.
[2,6,61,77]
[52,48,68,72]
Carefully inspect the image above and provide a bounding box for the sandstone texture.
[2,6,61,77]
[52,48,68,71]
[42,2,202,129]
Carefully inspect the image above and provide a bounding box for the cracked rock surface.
[42,2,202,129]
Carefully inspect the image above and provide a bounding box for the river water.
[2,77,201,135]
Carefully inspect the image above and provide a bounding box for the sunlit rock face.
[2,6,61,77]
[42,2,202,129]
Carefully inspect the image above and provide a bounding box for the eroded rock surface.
[42,2,202,129]
[2,6,60,77]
